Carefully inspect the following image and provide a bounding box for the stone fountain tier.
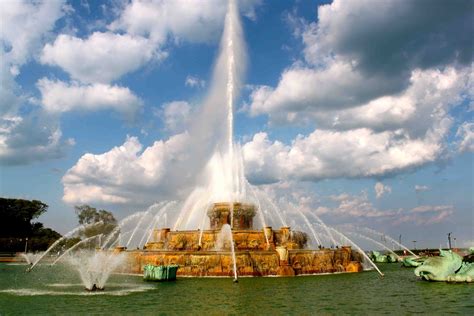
[207,202,256,230]
[121,247,363,277]
[118,202,364,277]
[147,227,308,251]
[118,224,364,277]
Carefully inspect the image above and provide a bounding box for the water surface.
[0,263,471,315]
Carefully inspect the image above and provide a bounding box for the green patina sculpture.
[446,262,474,282]
[414,249,472,282]
[370,251,398,263]
[143,264,179,281]
[402,256,425,267]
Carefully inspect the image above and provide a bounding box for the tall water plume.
[173,0,247,230]
[209,0,247,203]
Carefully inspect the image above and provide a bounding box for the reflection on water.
[0,263,472,314]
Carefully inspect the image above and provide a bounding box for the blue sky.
[1,0,472,249]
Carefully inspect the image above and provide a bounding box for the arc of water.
[127,202,168,248]
[307,212,337,247]
[256,189,287,227]
[346,232,401,260]
[101,212,145,250]
[143,201,178,246]
[28,221,103,272]
[327,226,384,277]
[139,214,161,247]
[294,207,322,247]
[126,210,150,248]
[198,202,213,247]
[361,227,418,258]
[136,201,168,246]
[51,234,102,266]
[245,180,269,247]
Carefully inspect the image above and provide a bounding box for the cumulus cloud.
[0,114,74,165]
[396,205,455,225]
[455,122,474,153]
[156,101,192,131]
[248,0,472,126]
[0,0,74,165]
[0,0,65,67]
[325,192,395,218]
[298,68,469,135]
[303,0,472,76]
[41,32,159,84]
[37,78,143,117]
[185,75,205,88]
[250,60,402,116]
[244,0,472,183]
[415,185,430,193]
[374,182,391,199]
[242,126,445,183]
[109,0,262,44]
[62,134,191,205]
[258,183,451,227]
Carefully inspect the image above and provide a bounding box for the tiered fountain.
[110,0,365,279]
[26,0,370,288]
[119,202,363,277]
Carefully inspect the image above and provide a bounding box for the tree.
[0,198,61,251]
[0,198,48,237]
[74,205,117,238]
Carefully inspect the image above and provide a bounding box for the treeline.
[0,198,117,252]
[0,198,61,252]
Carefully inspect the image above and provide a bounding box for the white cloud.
[41,32,159,84]
[109,0,262,45]
[374,182,391,199]
[325,192,396,218]
[455,122,474,153]
[415,185,430,193]
[242,125,445,183]
[249,62,470,130]
[62,133,191,205]
[185,75,205,88]
[0,114,74,165]
[157,101,192,131]
[249,60,401,117]
[396,205,455,225]
[245,68,469,183]
[257,183,451,227]
[0,0,74,165]
[303,0,471,76]
[0,0,65,67]
[37,78,143,116]
[247,0,472,181]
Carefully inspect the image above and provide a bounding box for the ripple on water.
[0,263,472,314]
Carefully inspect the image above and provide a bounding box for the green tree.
[0,198,48,237]
[74,205,117,238]
[0,198,61,251]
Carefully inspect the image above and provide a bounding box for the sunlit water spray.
[51,234,102,266]
[28,221,104,272]
[216,224,238,282]
[346,231,400,260]
[360,227,418,258]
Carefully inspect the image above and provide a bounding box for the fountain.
[65,250,126,291]
[25,0,368,287]
[119,201,364,277]
[19,252,44,265]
